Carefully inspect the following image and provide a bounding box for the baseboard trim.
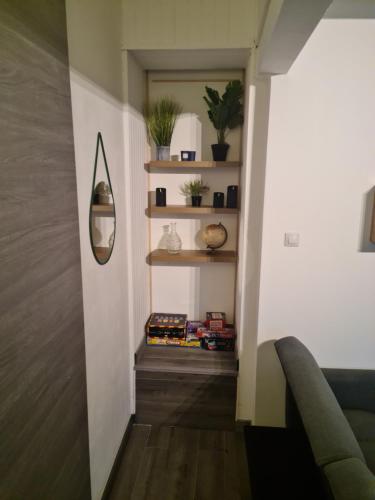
[236,419,252,431]
[101,413,135,500]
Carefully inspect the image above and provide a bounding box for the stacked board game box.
[185,321,204,348]
[146,313,200,347]
[145,312,235,350]
[197,313,236,351]
[146,313,187,338]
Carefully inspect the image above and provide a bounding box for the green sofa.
[275,336,375,500]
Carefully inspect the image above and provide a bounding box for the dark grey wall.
[0,1,91,499]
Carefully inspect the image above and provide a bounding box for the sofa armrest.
[323,369,375,414]
[324,457,375,500]
[275,337,365,467]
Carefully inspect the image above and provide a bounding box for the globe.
[201,223,228,251]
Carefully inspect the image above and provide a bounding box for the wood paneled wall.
[0,1,91,498]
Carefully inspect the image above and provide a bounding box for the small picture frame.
[181,151,196,161]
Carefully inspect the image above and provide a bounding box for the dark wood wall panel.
[0,1,91,499]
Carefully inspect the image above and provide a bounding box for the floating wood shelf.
[91,204,114,217]
[148,249,237,264]
[146,160,241,169]
[148,205,239,216]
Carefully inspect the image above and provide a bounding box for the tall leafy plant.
[203,80,244,144]
[144,97,182,146]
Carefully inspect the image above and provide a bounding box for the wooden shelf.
[148,249,237,264]
[148,205,239,216]
[91,204,114,217]
[146,160,241,170]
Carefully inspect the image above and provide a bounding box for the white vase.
[159,224,170,250]
[156,146,170,161]
[166,222,182,254]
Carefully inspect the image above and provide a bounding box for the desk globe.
[201,223,228,251]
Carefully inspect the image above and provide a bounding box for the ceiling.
[129,49,251,71]
[325,0,375,18]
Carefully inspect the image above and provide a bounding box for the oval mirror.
[89,132,116,265]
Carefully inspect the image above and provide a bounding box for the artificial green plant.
[144,97,182,146]
[203,80,244,144]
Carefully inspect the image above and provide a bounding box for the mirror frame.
[89,132,116,265]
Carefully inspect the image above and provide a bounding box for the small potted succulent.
[180,180,209,207]
[203,80,244,161]
[144,97,182,161]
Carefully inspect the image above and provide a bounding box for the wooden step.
[135,344,238,376]
[135,345,238,430]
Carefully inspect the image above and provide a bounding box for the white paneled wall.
[69,70,131,500]
[122,0,256,50]
[123,105,151,355]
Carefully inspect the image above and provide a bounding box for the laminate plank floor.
[109,424,251,500]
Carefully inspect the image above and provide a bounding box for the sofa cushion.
[323,457,375,500]
[323,369,375,414]
[344,409,375,474]
[275,337,365,467]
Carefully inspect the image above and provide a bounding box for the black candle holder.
[213,192,224,208]
[226,185,238,208]
[156,187,166,206]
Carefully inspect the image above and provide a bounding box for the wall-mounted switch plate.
[284,232,300,247]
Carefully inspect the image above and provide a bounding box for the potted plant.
[203,80,244,161]
[180,180,209,207]
[144,97,182,161]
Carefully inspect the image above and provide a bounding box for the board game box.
[146,313,187,338]
[196,326,236,339]
[146,336,200,348]
[201,337,235,351]
[205,312,226,330]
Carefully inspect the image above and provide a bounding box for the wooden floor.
[108,424,251,500]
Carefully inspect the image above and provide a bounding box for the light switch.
[284,233,300,247]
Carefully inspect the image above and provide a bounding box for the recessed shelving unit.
[148,204,239,216]
[91,204,115,217]
[149,249,237,264]
[146,160,241,170]
[147,159,240,268]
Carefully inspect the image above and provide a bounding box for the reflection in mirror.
[89,132,116,265]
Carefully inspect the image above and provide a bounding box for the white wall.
[66,2,134,499]
[236,53,271,420]
[255,19,375,426]
[123,51,146,114]
[122,50,150,356]
[69,70,131,500]
[67,0,123,101]
[122,0,256,50]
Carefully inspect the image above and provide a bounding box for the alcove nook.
[125,48,254,428]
